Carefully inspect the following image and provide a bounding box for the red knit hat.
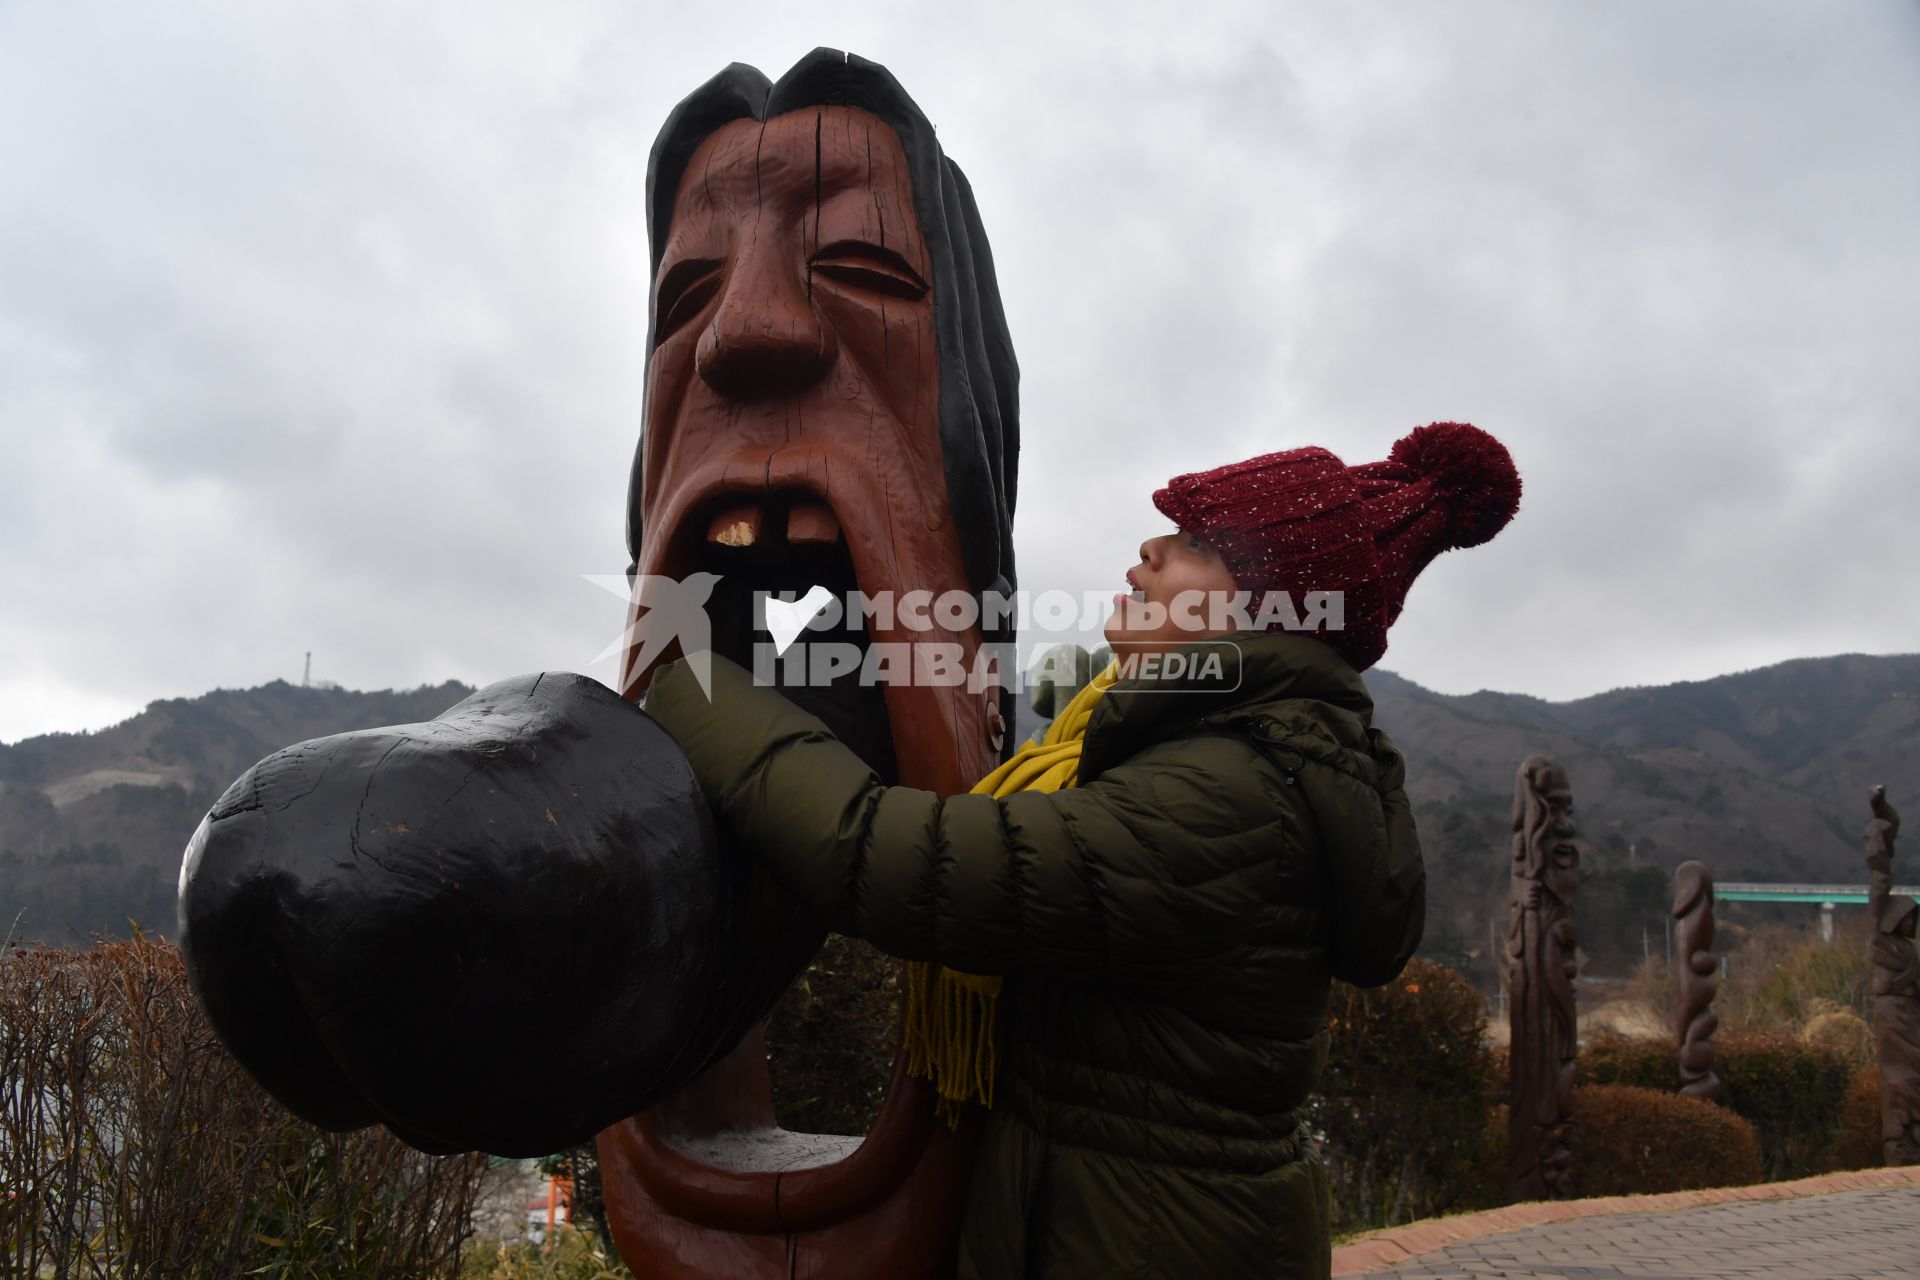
[1151,422,1521,670]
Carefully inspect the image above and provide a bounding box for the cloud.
[2,0,1915,741]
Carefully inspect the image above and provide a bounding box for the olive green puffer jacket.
[646,631,1424,1280]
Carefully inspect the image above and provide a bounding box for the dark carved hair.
[624,48,1020,617]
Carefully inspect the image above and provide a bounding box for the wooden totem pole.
[603,50,1021,1276]
[1507,755,1583,1200]
[173,48,1022,1280]
[1671,860,1720,1102]
[1866,786,1920,1166]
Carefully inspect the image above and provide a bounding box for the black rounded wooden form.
[177,672,741,1157]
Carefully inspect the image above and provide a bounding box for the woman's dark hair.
[624,48,1020,615]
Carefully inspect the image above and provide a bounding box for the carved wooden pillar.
[1866,786,1920,1166]
[602,49,1023,1276]
[1506,755,1583,1200]
[1671,860,1719,1102]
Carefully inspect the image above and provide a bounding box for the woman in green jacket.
[645,422,1520,1279]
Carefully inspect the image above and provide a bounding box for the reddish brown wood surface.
[1867,787,1919,1166]
[619,106,1000,803]
[598,1053,981,1279]
[601,102,996,1277]
[1671,860,1720,1102]
[1507,756,1583,1201]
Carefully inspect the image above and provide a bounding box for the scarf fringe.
[904,961,1001,1126]
[899,662,1117,1128]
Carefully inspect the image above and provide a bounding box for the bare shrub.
[0,936,486,1278]
[764,932,901,1136]
[1615,952,1677,1037]
[1802,1008,1875,1070]
[1718,919,1874,1034]
[458,1224,634,1279]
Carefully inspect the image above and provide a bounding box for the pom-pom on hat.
[1151,422,1520,670]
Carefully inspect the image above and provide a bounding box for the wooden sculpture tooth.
[707,502,763,548]
[786,500,842,546]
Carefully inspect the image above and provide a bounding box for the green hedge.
[1829,1064,1884,1172]
[1319,959,1500,1230]
[1718,1033,1853,1179]
[1579,1031,1854,1180]
[1476,1088,1762,1205]
[1578,1031,1675,1092]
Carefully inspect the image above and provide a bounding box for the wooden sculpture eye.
[654,257,724,343]
[809,240,928,301]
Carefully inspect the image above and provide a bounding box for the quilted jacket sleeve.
[644,654,1298,984]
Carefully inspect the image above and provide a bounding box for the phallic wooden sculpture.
[177,675,738,1157]
[1507,755,1582,1201]
[1866,786,1920,1166]
[605,51,1020,1277]
[1671,860,1720,1102]
[173,47,1019,1280]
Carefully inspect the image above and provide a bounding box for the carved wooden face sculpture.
[168,53,1018,1268]
[625,105,995,787]
[602,51,1019,1279]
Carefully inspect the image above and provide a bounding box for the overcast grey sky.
[2,1,1916,744]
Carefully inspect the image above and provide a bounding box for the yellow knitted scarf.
[902,662,1118,1125]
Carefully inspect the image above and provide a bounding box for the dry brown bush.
[1,936,487,1278]
[1801,1008,1874,1070]
[1318,959,1500,1230]
[1572,1084,1763,1196]
[1718,919,1874,1034]
[764,933,901,1136]
[1828,1064,1885,1172]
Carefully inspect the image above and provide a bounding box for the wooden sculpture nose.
[695,241,837,398]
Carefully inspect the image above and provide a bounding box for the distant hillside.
[1368,653,1920,983]
[0,681,473,944]
[2,655,1914,969]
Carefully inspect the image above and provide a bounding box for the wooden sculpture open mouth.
[606,420,1006,1251]
[671,489,900,789]
[634,490,901,1175]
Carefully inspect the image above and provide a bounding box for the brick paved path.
[1336,1169,1920,1280]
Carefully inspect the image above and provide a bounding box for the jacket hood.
[1078,632,1371,778]
[1081,631,1425,989]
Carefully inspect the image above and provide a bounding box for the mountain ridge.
[3,655,1914,974]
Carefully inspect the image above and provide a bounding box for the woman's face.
[1104,530,1242,655]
